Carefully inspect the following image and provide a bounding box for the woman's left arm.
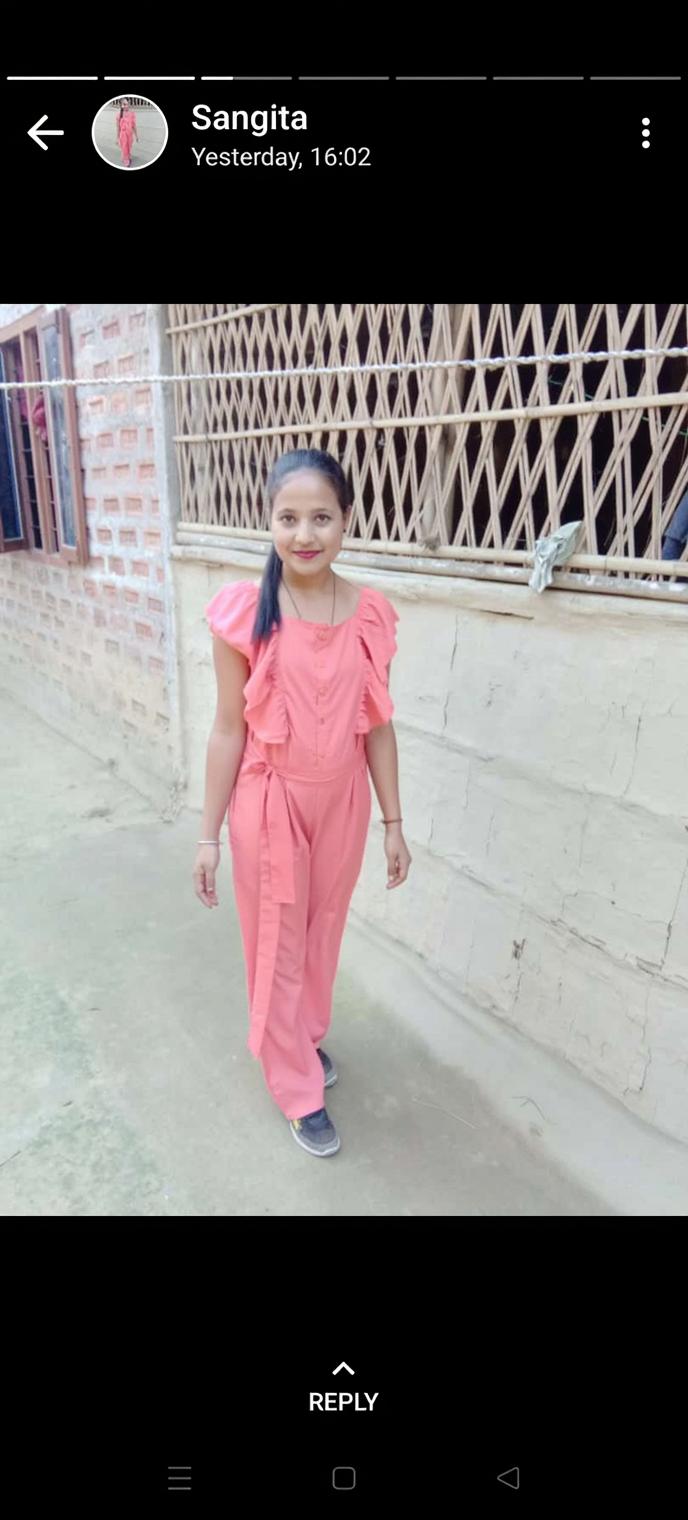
[364,677,412,889]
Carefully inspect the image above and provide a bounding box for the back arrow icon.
[497,1467,520,1490]
[28,115,65,151]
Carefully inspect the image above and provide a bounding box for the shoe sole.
[289,1123,341,1158]
[318,1050,338,1089]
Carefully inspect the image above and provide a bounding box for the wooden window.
[0,307,88,565]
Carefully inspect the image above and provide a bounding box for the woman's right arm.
[193,636,249,907]
[201,636,249,836]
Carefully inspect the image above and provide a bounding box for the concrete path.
[3,689,687,1215]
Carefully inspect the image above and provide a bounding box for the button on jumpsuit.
[205,578,399,1120]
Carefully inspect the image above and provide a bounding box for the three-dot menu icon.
[642,117,651,148]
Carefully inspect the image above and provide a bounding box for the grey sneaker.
[289,1107,340,1157]
[318,1047,337,1089]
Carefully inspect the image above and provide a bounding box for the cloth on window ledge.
[529,520,585,593]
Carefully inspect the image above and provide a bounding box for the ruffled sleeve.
[242,630,289,743]
[205,580,259,661]
[206,579,289,742]
[355,587,400,734]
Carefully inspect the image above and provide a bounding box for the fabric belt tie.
[237,743,367,1058]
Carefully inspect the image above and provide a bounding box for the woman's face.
[271,469,350,571]
[121,99,129,110]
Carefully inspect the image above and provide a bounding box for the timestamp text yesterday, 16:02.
[191,145,372,171]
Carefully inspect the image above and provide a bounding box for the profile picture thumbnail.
[92,94,168,171]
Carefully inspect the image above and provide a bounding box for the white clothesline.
[2,345,688,391]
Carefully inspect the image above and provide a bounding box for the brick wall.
[0,303,184,812]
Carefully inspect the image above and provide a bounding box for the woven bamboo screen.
[167,304,688,582]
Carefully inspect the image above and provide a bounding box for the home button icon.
[332,1467,356,1490]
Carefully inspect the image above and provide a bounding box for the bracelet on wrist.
[382,817,402,825]
[197,838,220,846]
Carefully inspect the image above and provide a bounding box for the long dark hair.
[250,449,349,646]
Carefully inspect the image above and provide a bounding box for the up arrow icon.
[332,1362,355,1376]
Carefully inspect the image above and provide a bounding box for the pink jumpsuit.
[205,578,399,1120]
[117,110,137,166]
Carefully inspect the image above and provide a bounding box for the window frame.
[0,305,88,565]
[0,342,27,550]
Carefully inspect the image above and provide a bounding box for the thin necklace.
[282,567,336,625]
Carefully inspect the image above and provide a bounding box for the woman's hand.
[384,823,411,889]
[193,843,220,907]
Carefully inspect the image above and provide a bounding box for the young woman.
[195,449,412,1157]
[115,99,138,168]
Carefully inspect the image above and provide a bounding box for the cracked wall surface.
[354,574,688,1145]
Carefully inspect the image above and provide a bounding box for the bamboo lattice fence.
[167,304,688,590]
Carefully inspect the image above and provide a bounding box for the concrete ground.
[3,688,688,1216]
[92,104,167,170]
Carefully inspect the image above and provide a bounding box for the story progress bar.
[6,75,684,82]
